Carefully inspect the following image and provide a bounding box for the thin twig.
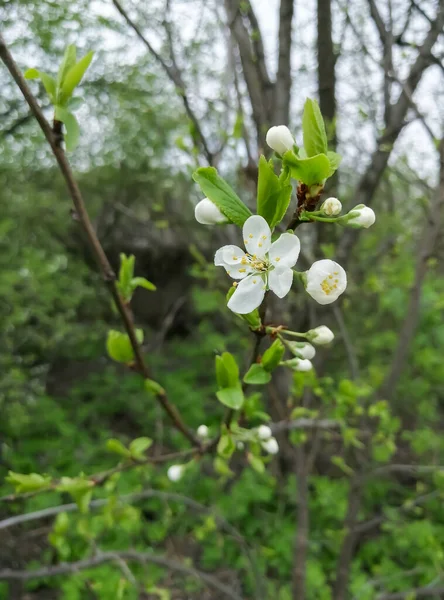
[0,33,198,448]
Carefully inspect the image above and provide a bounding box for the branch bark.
[317,0,336,146]
[0,33,198,448]
[274,0,295,125]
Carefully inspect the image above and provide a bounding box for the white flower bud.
[345,204,375,228]
[237,441,245,450]
[195,198,227,225]
[257,424,272,440]
[308,325,334,345]
[297,342,316,360]
[265,125,295,155]
[167,464,184,482]
[293,358,313,372]
[262,437,279,455]
[197,424,209,439]
[320,197,342,216]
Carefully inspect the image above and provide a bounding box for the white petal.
[195,198,227,225]
[227,275,266,314]
[215,246,251,279]
[269,233,300,268]
[265,126,294,155]
[268,266,293,298]
[242,215,271,258]
[305,259,347,305]
[222,245,248,265]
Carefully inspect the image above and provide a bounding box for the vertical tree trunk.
[274,0,295,126]
[317,0,336,148]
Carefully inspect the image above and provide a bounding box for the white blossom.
[197,424,209,439]
[265,125,295,155]
[167,464,184,482]
[305,259,347,305]
[195,198,227,225]
[345,204,375,228]
[293,358,313,371]
[321,197,342,216]
[257,424,272,440]
[262,437,279,455]
[308,325,334,345]
[215,215,300,314]
[237,441,245,450]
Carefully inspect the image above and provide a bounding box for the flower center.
[320,272,339,295]
[241,253,269,272]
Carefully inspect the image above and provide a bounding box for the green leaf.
[261,339,285,372]
[60,50,94,102]
[327,151,342,176]
[145,378,165,395]
[68,97,84,110]
[73,489,92,514]
[54,106,80,151]
[57,476,92,494]
[106,438,131,458]
[53,512,70,535]
[243,363,272,385]
[217,434,235,459]
[302,98,328,157]
[118,253,135,300]
[192,167,252,227]
[106,329,144,364]
[256,156,292,228]
[129,437,153,459]
[24,68,40,79]
[216,386,244,410]
[131,277,156,292]
[247,454,265,474]
[6,471,52,493]
[215,352,240,389]
[283,151,331,187]
[213,457,234,477]
[57,44,77,91]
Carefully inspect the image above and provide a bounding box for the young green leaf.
[6,471,52,493]
[131,277,156,292]
[243,363,272,385]
[327,151,342,176]
[54,106,79,151]
[192,167,252,227]
[215,352,240,389]
[256,156,293,228]
[145,378,165,395]
[247,454,265,474]
[261,339,285,372]
[60,50,94,102]
[57,44,77,91]
[217,434,236,459]
[283,151,331,187]
[106,329,144,364]
[24,69,56,103]
[216,386,244,410]
[106,438,132,458]
[129,437,153,459]
[302,98,328,157]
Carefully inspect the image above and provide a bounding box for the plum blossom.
[262,437,279,454]
[321,197,342,216]
[215,216,300,314]
[257,424,272,440]
[288,342,316,360]
[195,198,227,225]
[308,325,334,345]
[345,204,376,228]
[305,259,347,305]
[197,424,209,439]
[167,465,184,482]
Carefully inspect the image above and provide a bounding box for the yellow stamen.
[233,282,238,287]
[320,277,338,295]
[252,279,257,284]
[258,243,263,247]
[232,255,238,260]
[249,234,253,239]
[239,268,246,273]
[261,235,267,240]
[275,257,281,262]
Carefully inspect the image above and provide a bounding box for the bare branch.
[0,550,244,600]
[111,0,214,164]
[377,584,444,599]
[0,33,199,447]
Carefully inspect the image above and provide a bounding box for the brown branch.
[379,139,444,400]
[0,550,244,600]
[0,33,198,448]
[274,0,295,125]
[337,1,444,265]
[377,585,444,599]
[111,0,214,164]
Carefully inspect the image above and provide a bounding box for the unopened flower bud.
[344,204,375,228]
[167,464,184,482]
[289,342,316,360]
[197,424,209,439]
[262,437,279,455]
[265,125,295,155]
[195,198,228,225]
[308,325,334,345]
[321,197,342,216]
[257,424,272,440]
[293,358,313,372]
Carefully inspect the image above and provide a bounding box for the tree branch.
[274,0,295,125]
[377,585,444,599]
[0,550,244,600]
[0,33,198,448]
[111,0,214,164]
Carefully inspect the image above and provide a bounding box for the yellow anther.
[334,271,339,275]
[239,268,246,273]
[232,256,238,261]
[262,235,267,240]
[249,234,253,239]
[320,277,338,295]
[241,257,248,265]
[244,240,248,244]
[275,257,281,262]
[258,243,263,247]
[252,279,257,284]
[328,275,333,279]
[233,282,238,287]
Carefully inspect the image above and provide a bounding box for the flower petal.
[242,215,271,258]
[268,266,293,298]
[269,233,300,268]
[215,246,251,279]
[222,245,248,265]
[227,275,266,314]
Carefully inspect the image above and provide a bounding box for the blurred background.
[1,0,444,598]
